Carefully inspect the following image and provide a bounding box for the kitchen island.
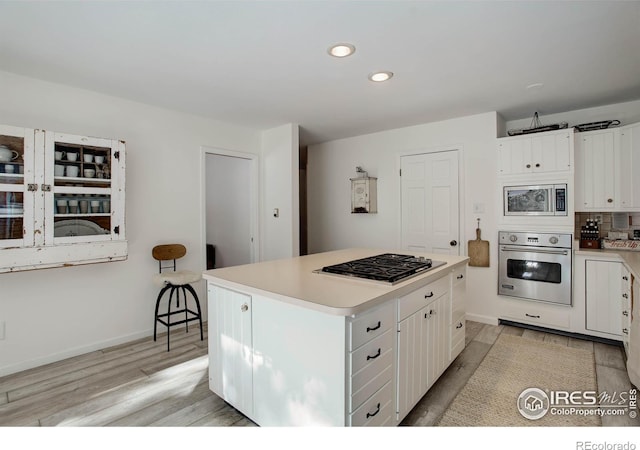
[203,248,469,426]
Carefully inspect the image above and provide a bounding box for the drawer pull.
[366,348,382,361]
[623,311,629,317]
[366,402,381,419]
[623,276,629,281]
[456,274,464,279]
[456,322,463,329]
[424,292,434,298]
[623,328,629,335]
[366,321,381,332]
[623,293,629,299]
[525,313,540,319]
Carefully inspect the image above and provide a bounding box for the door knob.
[450,240,457,246]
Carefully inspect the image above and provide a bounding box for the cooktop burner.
[319,253,446,284]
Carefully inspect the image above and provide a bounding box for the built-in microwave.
[503,184,567,216]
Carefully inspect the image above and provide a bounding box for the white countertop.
[574,242,640,280]
[202,248,469,316]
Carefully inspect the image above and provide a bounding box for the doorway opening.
[202,148,259,268]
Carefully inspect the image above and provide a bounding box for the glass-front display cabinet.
[0,124,126,272]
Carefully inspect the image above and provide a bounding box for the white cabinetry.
[619,122,640,210]
[0,124,126,272]
[575,128,619,211]
[585,260,624,336]
[396,274,453,420]
[497,129,573,175]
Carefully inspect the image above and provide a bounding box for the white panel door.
[585,260,622,336]
[401,151,459,255]
[208,285,254,417]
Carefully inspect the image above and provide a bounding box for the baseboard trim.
[466,313,499,326]
[498,319,624,347]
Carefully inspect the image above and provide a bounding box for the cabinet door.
[619,123,640,210]
[0,125,37,249]
[208,285,253,417]
[531,131,571,173]
[586,260,622,336]
[423,294,451,390]
[576,130,617,210]
[498,138,532,175]
[397,313,421,419]
[44,131,125,245]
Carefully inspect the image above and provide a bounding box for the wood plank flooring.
[0,321,637,427]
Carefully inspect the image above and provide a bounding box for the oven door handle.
[500,246,569,256]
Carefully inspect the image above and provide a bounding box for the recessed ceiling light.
[368,71,393,82]
[328,43,355,58]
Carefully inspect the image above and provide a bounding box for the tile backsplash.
[574,212,640,238]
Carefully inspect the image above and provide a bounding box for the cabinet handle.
[366,321,381,332]
[623,276,629,281]
[535,163,540,168]
[424,292,434,299]
[366,348,382,361]
[623,328,629,335]
[240,303,248,312]
[430,309,436,316]
[456,322,463,329]
[525,313,540,319]
[623,311,629,317]
[623,293,629,299]
[27,184,38,192]
[456,274,464,280]
[526,164,531,169]
[40,184,51,192]
[607,198,613,203]
[366,402,381,419]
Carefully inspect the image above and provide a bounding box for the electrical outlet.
[0,321,5,340]
[595,214,602,224]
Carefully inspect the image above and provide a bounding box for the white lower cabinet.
[585,260,625,337]
[207,264,467,426]
[396,272,460,422]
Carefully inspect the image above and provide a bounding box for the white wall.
[307,111,502,324]
[205,154,252,268]
[261,124,300,261]
[0,70,267,376]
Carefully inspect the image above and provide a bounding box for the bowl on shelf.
[84,168,96,178]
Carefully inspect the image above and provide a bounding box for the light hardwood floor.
[0,321,637,427]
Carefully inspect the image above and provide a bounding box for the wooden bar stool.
[152,244,203,351]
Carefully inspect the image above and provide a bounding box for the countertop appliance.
[498,231,572,305]
[319,253,446,285]
[503,184,567,216]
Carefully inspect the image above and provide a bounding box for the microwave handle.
[500,246,569,256]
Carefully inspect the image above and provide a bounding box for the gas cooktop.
[318,253,447,285]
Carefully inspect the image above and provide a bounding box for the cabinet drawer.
[398,274,450,321]
[501,303,571,330]
[350,329,394,376]
[350,381,393,427]
[350,363,392,413]
[349,301,394,350]
[453,266,466,286]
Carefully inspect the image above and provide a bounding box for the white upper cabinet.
[619,122,640,210]
[497,129,573,176]
[0,124,127,272]
[574,124,640,212]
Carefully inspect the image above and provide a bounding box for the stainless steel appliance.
[318,253,446,285]
[503,184,567,216]
[498,231,572,305]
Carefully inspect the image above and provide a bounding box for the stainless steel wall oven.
[498,231,572,305]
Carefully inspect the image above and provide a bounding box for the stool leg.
[154,284,172,342]
[184,284,204,341]
[167,286,177,352]
[181,286,189,333]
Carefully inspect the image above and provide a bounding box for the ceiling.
[1,1,639,146]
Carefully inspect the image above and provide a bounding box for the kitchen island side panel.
[251,294,347,426]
